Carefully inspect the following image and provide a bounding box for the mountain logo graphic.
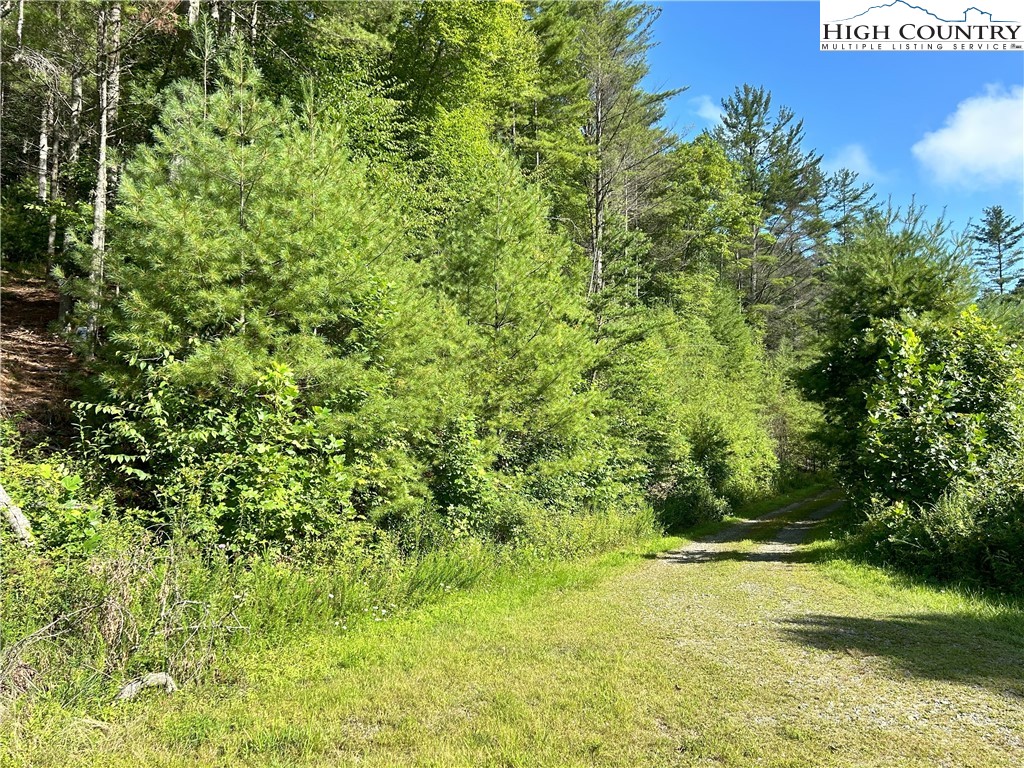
[830,1,1018,24]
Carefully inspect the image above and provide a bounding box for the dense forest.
[1,0,1022,705]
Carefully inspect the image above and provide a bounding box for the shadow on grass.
[658,547,824,564]
[778,612,1024,693]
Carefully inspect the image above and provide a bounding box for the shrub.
[861,451,1024,591]
[858,309,1024,507]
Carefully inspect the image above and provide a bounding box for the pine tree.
[100,50,433,402]
[575,0,681,298]
[518,1,592,227]
[426,129,595,464]
[972,205,1024,295]
[712,85,826,344]
[825,168,878,247]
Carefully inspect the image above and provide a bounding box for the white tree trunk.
[90,2,121,328]
[37,93,50,203]
[69,73,83,165]
[48,131,59,260]
[91,5,108,260]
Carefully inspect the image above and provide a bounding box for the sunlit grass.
[4,491,1022,767]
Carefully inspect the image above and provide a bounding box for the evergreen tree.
[824,168,878,247]
[98,50,440,402]
[575,0,681,298]
[972,204,1024,295]
[712,85,826,345]
[801,205,976,478]
[428,134,595,459]
[518,1,593,228]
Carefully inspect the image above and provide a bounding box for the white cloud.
[690,95,722,125]
[823,143,885,182]
[912,84,1024,188]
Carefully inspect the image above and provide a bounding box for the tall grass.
[1,500,653,712]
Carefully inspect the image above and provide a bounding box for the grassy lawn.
[4,490,1022,767]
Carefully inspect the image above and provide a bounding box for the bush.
[0,177,50,265]
[74,363,364,552]
[858,309,1024,507]
[861,451,1024,591]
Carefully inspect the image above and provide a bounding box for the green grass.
[3,492,1022,767]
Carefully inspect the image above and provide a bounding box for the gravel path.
[614,491,1024,767]
[658,491,835,565]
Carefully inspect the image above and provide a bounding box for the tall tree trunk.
[187,0,200,26]
[91,2,108,263]
[588,82,605,297]
[249,0,258,42]
[108,2,121,161]
[68,73,83,165]
[37,92,50,203]
[47,129,60,262]
[59,73,83,327]
[90,2,122,335]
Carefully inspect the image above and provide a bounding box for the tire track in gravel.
[658,490,837,566]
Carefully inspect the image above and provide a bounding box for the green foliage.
[596,277,778,528]
[641,136,760,285]
[388,0,537,135]
[0,178,51,265]
[824,168,878,247]
[862,449,1024,590]
[428,140,594,452]
[73,363,359,552]
[98,52,427,394]
[804,206,1024,590]
[858,310,1024,507]
[1,4,831,707]
[971,204,1024,296]
[712,84,828,345]
[518,1,593,224]
[1,413,655,706]
[0,423,108,555]
[802,206,976,473]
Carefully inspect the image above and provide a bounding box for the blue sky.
[644,0,1024,232]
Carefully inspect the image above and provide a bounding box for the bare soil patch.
[0,271,79,437]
